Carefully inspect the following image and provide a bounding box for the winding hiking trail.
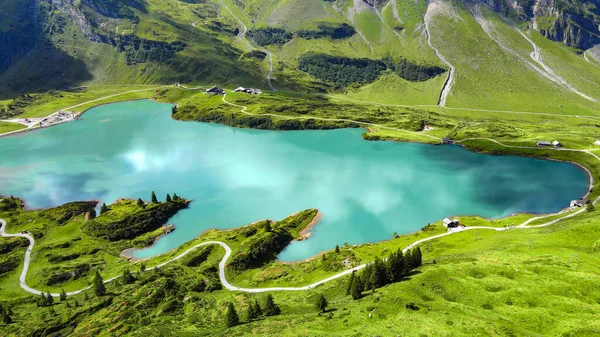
[1,191,596,296]
[219,0,276,91]
[2,95,600,296]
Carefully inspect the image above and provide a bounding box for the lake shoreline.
[1,99,594,265]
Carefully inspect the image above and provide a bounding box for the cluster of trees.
[347,247,422,300]
[226,294,281,327]
[228,230,293,271]
[394,59,446,82]
[36,292,55,307]
[298,53,387,87]
[248,27,292,46]
[296,23,356,40]
[84,197,188,241]
[186,109,359,131]
[297,53,446,86]
[0,196,21,211]
[102,35,186,65]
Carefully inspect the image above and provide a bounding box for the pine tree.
[151,191,158,203]
[74,299,79,307]
[414,247,422,268]
[315,293,328,313]
[37,293,45,307]
[84,292,89,301]
[65,301,71,308]
[100,203,108,215]
[264,220,272,232]
[587,202,595,212]
[87,209,96,220]
[225,302,239,327]
[166,194,172,203]
[172,193,180,201]
[140,262,146,272]
[253,300,262,317]
[346,271,356,295]
[2,307,12,324]
[369,258,387,289]
[122,268,134,284]
[46,293,54,306]
[387,250,405,282]
[335,245,340,254]
[137,198,145,208]
[245,302,257,321]
[93,270,106,296]
[350,276,363,300]
[263,294,281,316]
[60,288,67,301]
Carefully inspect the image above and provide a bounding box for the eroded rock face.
[480,0,600,49]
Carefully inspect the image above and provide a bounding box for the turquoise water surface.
[0,100,589,261]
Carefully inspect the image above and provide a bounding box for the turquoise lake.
[0,100,589,261]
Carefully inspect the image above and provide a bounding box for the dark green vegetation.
[2,197,600,336]
[84,197,188,241]
[298,54,387,87]
[0,195,188,291]
[248,27,292,46]
[296,23,356,40]
[394,59,446,82]
[297,54,446,87]
[347,247,422,300]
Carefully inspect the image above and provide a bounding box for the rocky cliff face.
[481,0,600,49]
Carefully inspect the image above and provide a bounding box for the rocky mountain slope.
[0,0,599,111]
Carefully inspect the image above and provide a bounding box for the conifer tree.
[60,288,67,301]
[414,247,423,268]
[350,276,363,300]
[172,193,180,201]
[46,293,54,306]
[137,198,145,208]
[100,203,108,215]
[253,300,262,317]
[166,193,172,203]
[335,245,340,254]
[140,262,146,272]
[315,293,328,313]
[587,202,595,212]
[346,271,356,295]
[225,302,239,327]
[93,270,106,296]
[122,268,134,284]
[84,292,89,301]
[2,307,12,325]
[245,302,257,321]
[263,294,281,316]
[264,220,272,232]
[87,209,96,220]
[74,299,79,307]
[151,191,158,203]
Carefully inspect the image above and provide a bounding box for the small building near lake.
[442,138,455,145]
[537,141,551,147]
[235,87,262,95]
[552,140,562,147]
[570,198,590,207]
[442,218,460,228]
[205,86,225,95]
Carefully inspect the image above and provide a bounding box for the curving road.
[1,185,597,296]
